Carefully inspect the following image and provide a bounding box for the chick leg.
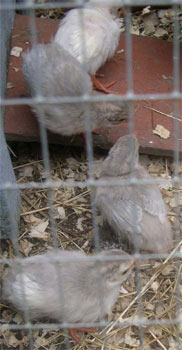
[90,74,116,94]
[69,327,95,343]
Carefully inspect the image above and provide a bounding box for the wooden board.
[4,14,182,155]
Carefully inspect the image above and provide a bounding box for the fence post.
[0,0,21,239]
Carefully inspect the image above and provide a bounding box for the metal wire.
[1,1,182,349]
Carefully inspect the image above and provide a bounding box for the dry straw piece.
[1,145,182,349]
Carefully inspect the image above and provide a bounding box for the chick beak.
[117,7,125,17]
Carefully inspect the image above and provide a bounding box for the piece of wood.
[0,2,21,240]
[4,14,182,156]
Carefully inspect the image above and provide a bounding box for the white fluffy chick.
[3,249,134,342]
[22,42,128,136]
[54,1,121,93]
[95,135,173,254]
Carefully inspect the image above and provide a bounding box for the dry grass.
[1,143,182,350]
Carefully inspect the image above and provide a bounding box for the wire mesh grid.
[0,0,182,349]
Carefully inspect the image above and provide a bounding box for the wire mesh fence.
[0,1,182,349]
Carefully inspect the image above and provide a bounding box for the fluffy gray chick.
[3,250,134,326]
[95,135,173,253]
[22,43,128,136]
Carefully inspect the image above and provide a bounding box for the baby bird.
[54,1,121,93]
[2,249,134,343]
[95,135,173,254]
[23,43,128,136]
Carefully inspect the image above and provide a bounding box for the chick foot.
[69,327,95,343]
[90,74,116,94]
